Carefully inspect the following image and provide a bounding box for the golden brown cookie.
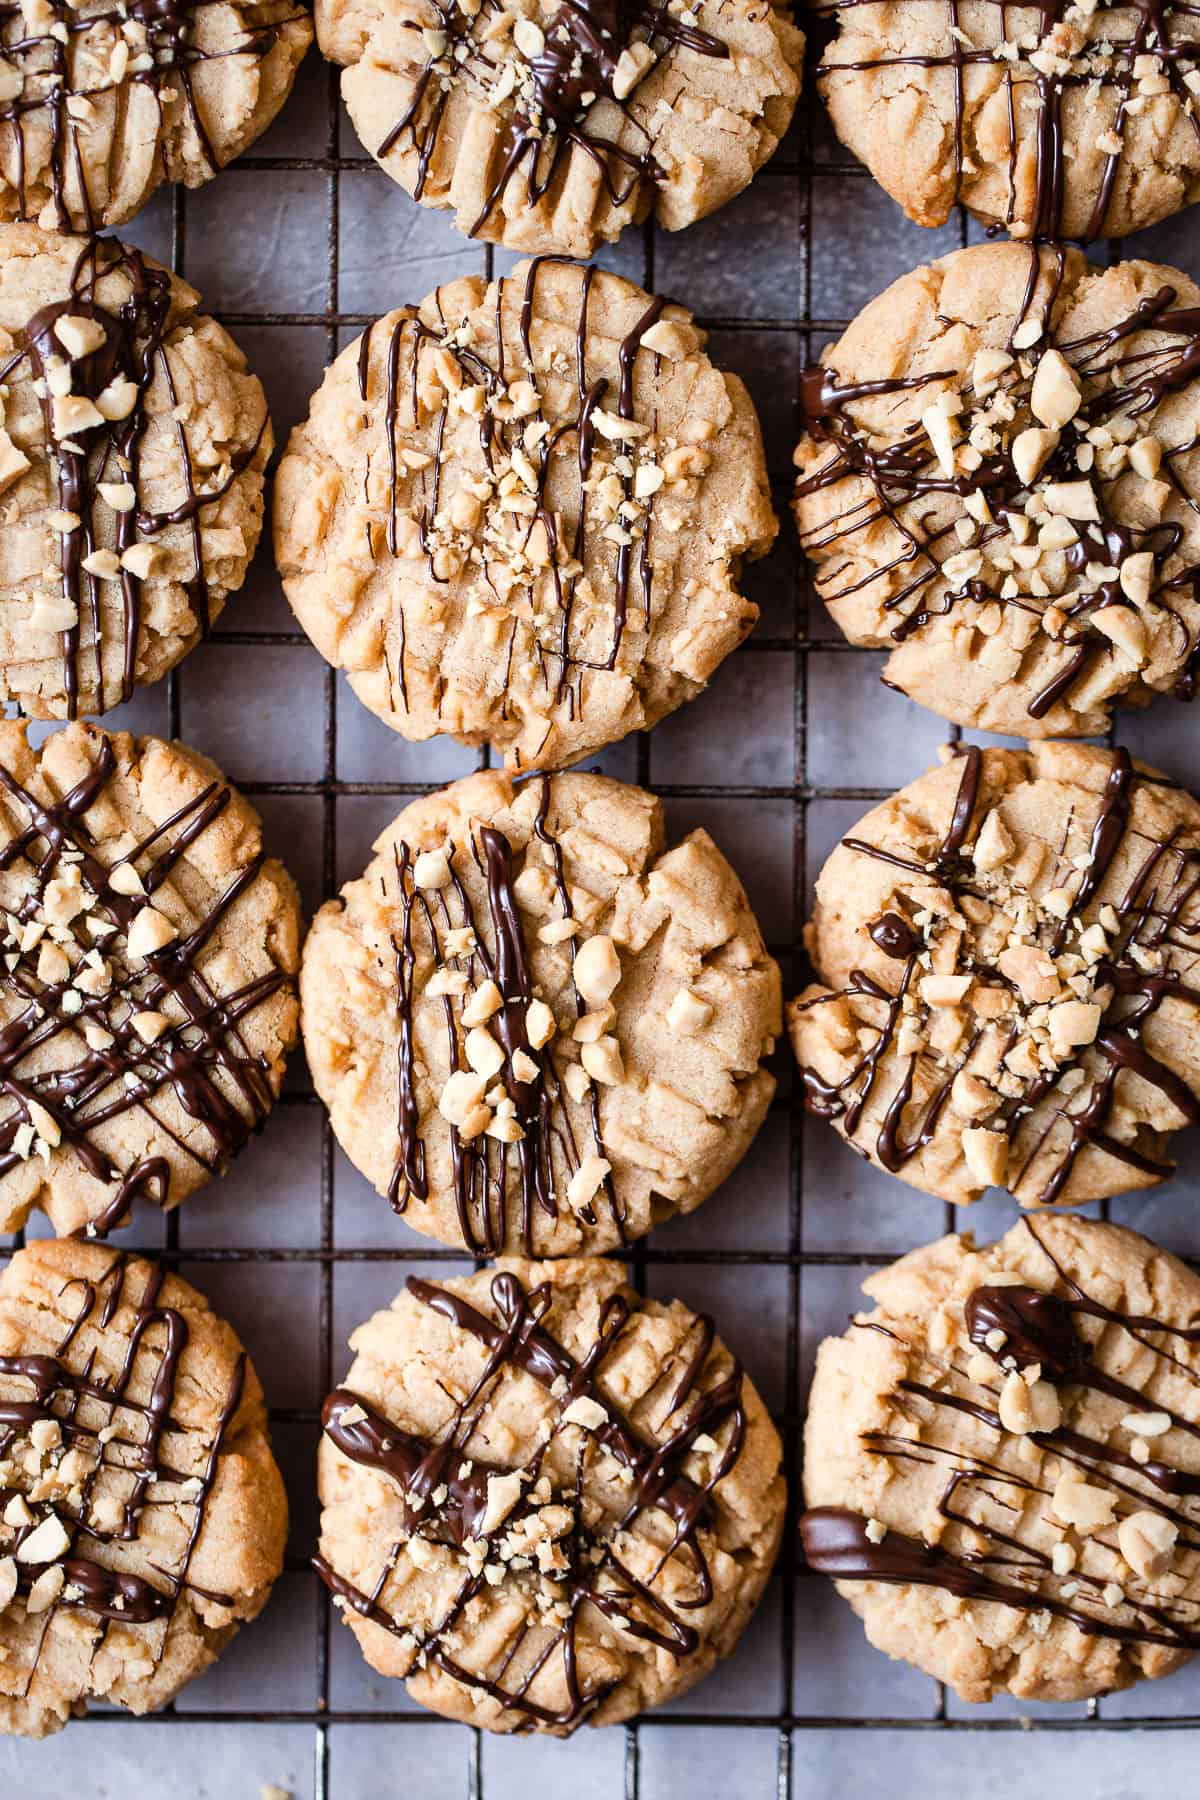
[790,740,1200,1210]
[275,257,777,771]
[0,1238,287,1736]
[802,1212,1200,1704]
[317,0,802,256]
[793,242,1200,740]
[317,1256,786,1731]
[0,0,312,230]
[817,0,1200,242]
[302,767,780,1255]
[0,224,273,720]
[0,719,301,1239]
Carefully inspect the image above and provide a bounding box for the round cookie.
[0,0,312,231]
[316,1256,786,1731]
[0,224,273,720]
[793,241,1200,740]
[0,1237,287,1736]
[790,740,1200,1210]
[316,0,803,257]
[801,1212,1200,1705]
[0,718,301,1239]
[302,767,780,1255]
[276,258,777,770]
[817,0,1200,241]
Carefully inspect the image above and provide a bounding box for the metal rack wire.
[6,39,1197,1800]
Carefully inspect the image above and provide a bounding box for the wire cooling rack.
[7,32,1200,1800]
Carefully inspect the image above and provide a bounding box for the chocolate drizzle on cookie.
[353,256,689,738]
[868,911,919,959]
[375,0,728,240]
[478,822,560,1221]
[386,774,622,1255]
[0,233,265,718]
[794,242,1200,727]
[0,1247,246,1679]
[315,1267,747,1730]
[0,0,304,229]
[800,1218,1200,1652]
[0,725,292,1234]
[815,0,1200,242]
[801,1506,1200,1648]
[795,743,1200,1205]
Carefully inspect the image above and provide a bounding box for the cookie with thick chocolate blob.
[802,1213,1200,1704]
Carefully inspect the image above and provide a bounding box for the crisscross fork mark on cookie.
[0,0,312,229]
[0,730,290,1235]
[316,1266,749,1731]
[817,0,1200,240]
[0,1245,272,1733]
[794,243,1200,736]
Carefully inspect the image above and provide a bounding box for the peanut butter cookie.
[793,241,1200,739]
[0,1238,287,1735]
[0,0,312,230]
[817,0,1200,241]
[317,1256,785,1731]
[275,257,777,771]
[802,1212,1200,1703]
[0,224,272,720]
[317,0,802,256]
[0,719,301,1239]
[302,767,780,1254]
[790,740,1200,1210]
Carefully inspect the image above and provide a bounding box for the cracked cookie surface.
[0,224,273,720]
[790,740,1200,1210]
[793,241,1200,739]
[275,256,777,771]
[316,1256,785,1731]
[301,767,780,1255]
[0,719,301,1239]
[0,1237,287,1736]
[817,0,1200,241]
[317,0,802,256]
[0,0,312,230]
[801,1212,1200,1704]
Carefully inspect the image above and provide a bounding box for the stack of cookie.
[791,1,1200,1713]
